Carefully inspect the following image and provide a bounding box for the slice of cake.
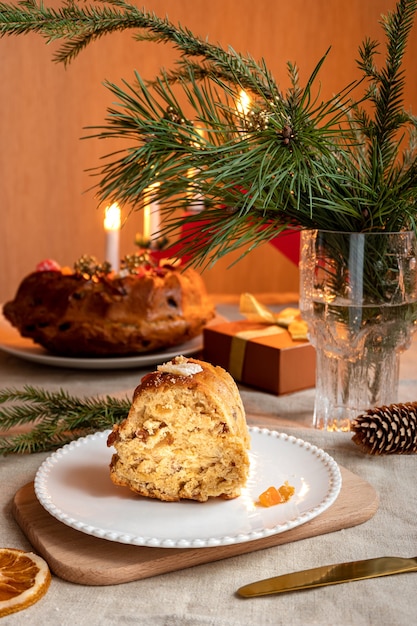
[107,356,250,502]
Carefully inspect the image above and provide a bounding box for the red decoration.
[35,259,61,272]
[152,208,300,267]
[269,230,300,265]
[150,213,210,265]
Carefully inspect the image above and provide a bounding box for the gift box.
[203,320,316,395]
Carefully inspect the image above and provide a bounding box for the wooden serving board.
[12,467,378,586]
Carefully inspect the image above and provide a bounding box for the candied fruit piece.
[258,482,295,507]
[258,486,282,507]
[278,481,295,502]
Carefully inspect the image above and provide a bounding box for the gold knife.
[237,556,417,598]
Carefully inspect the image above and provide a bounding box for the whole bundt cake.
[3,256,215,357]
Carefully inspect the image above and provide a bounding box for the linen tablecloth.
[0,298,416,626]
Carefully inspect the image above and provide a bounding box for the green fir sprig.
[0,1,417,268]
[0,386,130,454]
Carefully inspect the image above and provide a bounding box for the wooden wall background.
[1,0,417,302]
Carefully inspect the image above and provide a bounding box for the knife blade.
[237,556,417,598]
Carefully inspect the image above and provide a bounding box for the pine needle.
[0,385,130,454]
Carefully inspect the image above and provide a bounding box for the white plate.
[34,428,342,549]
[0,312,222,370]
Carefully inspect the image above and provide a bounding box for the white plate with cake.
[34,427,341,549]
[34,356,341,549]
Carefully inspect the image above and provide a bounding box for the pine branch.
[0,386,130,454]
[0,0,277,93]
[82,49,366,267]
[0,1,417,268]
[355,0,417,176]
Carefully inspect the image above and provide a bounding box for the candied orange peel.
[258,481,295,507]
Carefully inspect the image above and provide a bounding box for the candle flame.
[192,125,205,149]
[104,202,121,231]
[237,90,251,116]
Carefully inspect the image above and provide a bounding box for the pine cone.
[351,402,417,455]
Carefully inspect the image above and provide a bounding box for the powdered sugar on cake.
[158,356,203,377]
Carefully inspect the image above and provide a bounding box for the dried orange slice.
[0,548,51,617]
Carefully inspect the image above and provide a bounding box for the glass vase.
[299,230,417,431]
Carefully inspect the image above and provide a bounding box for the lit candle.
[187,126,205,212]
[143,183,160,245]
[236,89,251,117]
[143,204,151,241]
[104,202,121,272]
[187,168,205,213]
[236,90,251,141]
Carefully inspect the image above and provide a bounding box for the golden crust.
[3,267,214,357]
[107,357,250,502]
